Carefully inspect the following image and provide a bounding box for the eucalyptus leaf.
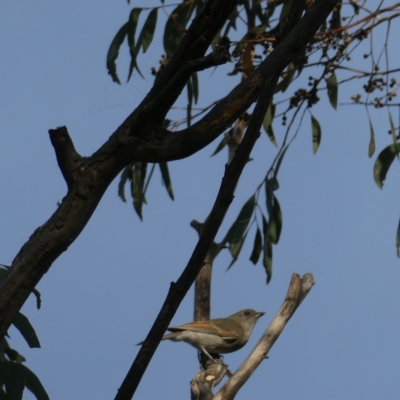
[127,8,144,81]
[262,215,273,284]
[263,104,278,147]
[389,112,399,157]
[227,231,248,269]
[106,22,129,84]
[118,165,133,202]
[164,1,195,57]
[368,119,375,158]
[223,195,255,245]
[311,115,321,154]
[0,362,24,400]
[326,72,338,109]
[137,8,158,53]
[373,144,399,188]
[192,72,199,104]
[12,313,40,349]
[131,162,148,219]
[250,227,262,264]
[19,363,50,400]
[268,195,282,244]
[159,162,175,200]
[330,4,342,29]
[211,130,231,156]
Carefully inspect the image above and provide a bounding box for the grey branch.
[214,273,315,400]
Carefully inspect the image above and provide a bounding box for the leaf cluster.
[0,267,48,400]
[107,1,400,267]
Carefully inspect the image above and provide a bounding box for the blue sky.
[2,2,400,399]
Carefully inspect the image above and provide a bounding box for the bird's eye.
[244,311,250,316]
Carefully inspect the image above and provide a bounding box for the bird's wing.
[168,320,242,339]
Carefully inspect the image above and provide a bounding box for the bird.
[139,309,265,361]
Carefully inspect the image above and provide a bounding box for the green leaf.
[266,126,277,148]
[106,22,129,84]
[118,165,133,202]
[264,240,273,284]
[19,363,50,400]
[223,195,255,245]
[279,0,293,23]
[4,347,26,364]
[158,162,174,200]
[311,115,321,154]
[263,103,278,147]
[267,194,282,244]
[255,2,267,25]
[227,230,248,269]
[373,144,399,188]
[164,1,195,57]
[326,72,338,109]
[250,227,262,264]
[211,130,231,157]
[389,111,399,157]
[127,8,144,81]
[368,119,375,158]
[262,216,273,284]
[187,78,193,127]
[330,4,342,29]
[274,63,295,93]
[192,72,199,104]
[142,163,156,197]
[12,313,40,349]
[137,8,158,53]
[266,176,279,192]
[0,362,24,400]
[131,162,147,219]
[127,8,142,48]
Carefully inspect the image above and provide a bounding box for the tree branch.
[0,0,238,341]
[125,0,340,163]
[115,60,281,400]
[0,2,338,397]
[49,127,82,189]
[214,273,315,400]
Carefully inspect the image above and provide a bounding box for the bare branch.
[191,360,228,400]
[214,273,315,400]
[49,127,82,189]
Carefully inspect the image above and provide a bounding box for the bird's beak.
[256,311,265,319]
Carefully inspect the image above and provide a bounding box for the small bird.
[139,309,265,360]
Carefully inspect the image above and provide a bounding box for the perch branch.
[215,273,315,400]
